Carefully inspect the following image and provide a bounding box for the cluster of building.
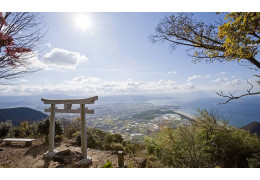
[57,103,191,142]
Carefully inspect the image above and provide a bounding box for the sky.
[1,12,259,98]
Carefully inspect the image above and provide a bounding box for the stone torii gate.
[41,96,98,165]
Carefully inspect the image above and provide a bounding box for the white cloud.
[18,49,88,71]
[46,43,52,47]
[19,79,28,83]
[168,71,177,75]
[1,77,197,96]
[187,75,202,82]
[222,79,241,86]
[186,74,210,82]
[3,75,254,97]
[212,78,228,83]
[178,82,195,90]
[67,76,101,83]
[218,72,227,75]
[41,48,88,69]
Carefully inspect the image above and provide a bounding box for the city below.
[56,103,194,142]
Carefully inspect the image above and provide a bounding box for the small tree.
[20,121,30,137]
[12,126,22,137]
[64,117,81,139]
[0,120,12,138]
[37,117,63,141]
[105,133,123,144]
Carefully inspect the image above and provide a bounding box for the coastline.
[173,110,195,121]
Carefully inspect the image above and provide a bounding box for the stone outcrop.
[52,149,84,165]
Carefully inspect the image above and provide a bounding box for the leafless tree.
[0,12,46,82]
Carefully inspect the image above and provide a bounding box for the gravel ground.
[0,139,137,168]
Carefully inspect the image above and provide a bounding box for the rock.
[55,164,64,168]
[69,139,77,145]
[79,157,92,167]
[132,157,147,168]
[52,149,84,165]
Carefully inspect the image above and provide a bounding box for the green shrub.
[20,121,30,137]
[28,122,39,138]
[37,117,63,140]
[72,131,81,146]
[9,121,38,138]
[0,120,12,138]
[247,152,260,168]
[102,160,113,168]
[64,117,81,139]
[74,128,105,148]
[125,141,145,156]
[145,109,260,168]
[72,131,81,138]
[110,143,125,151]
[13,126,22,137]
[74,128,125,151]
[105,133,123,144]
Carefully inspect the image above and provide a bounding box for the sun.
[75,14,92,31]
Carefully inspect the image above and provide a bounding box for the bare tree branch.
[215,79,260,104]
[150,12,260,104]
[0,12,46,82]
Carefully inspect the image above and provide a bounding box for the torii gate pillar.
[41,96,98,166]
[47,104,57,156]
[80,104,87,158]
[78,104,92,165]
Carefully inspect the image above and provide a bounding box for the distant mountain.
[98,95,175,104]
[241,121,260,136]
[0,94,178,108]
[0,107,48,126]
[0,94,74,109]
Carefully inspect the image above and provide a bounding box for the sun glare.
[75,14,92,31]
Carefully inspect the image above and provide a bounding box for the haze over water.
[148,96,260,128]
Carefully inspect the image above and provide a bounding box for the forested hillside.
[242,122,260,136]
[0,107,48,126]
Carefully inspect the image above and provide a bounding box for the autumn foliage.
[0,13,31,65]
[0,12,45,80]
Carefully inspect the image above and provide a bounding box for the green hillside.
[0,107,48,126]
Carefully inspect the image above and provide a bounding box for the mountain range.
[0,107,48,126]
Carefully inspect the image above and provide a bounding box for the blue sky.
[1,12,259,97]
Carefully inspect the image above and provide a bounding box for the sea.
[148,96,260,128]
